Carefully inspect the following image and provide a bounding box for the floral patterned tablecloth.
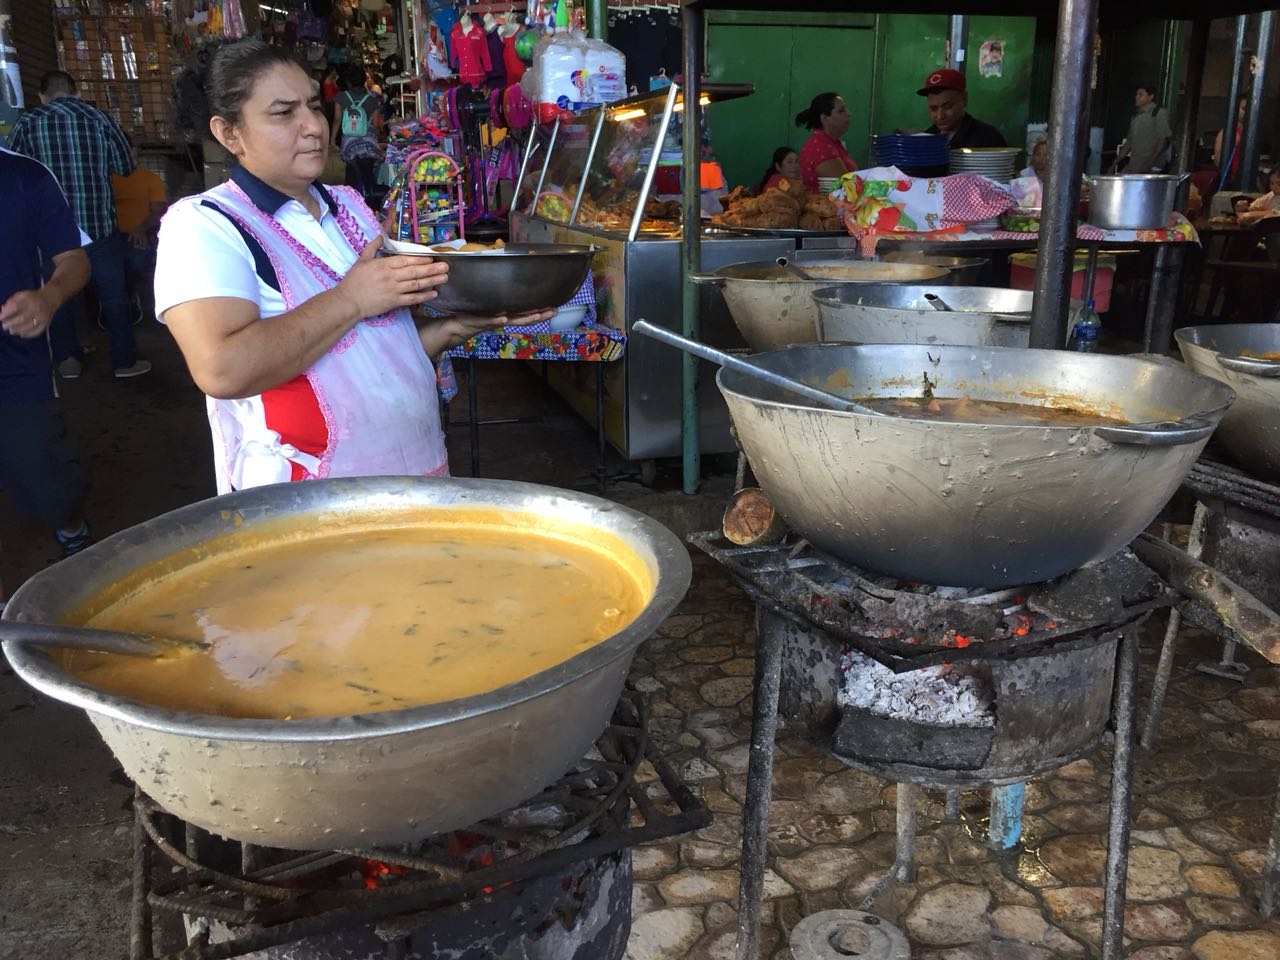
[437,326,626,402]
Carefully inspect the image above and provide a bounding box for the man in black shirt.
[918,69,1006,149]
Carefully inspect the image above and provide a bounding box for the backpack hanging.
[341,92,372,137]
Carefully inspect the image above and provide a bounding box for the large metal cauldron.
[879,252,989,286]
[718,344,1235,587]
[692,259,950,353]
[2,477,691,850]
[1176,324,1280,480]
[813,284,1032,348]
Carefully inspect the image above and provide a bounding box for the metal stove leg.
[1102,627,1141,960]
[989,782,1026,851]
[944,788,960,822]
[1148,501,1209,745]
[1261,769,1280,918]
[895,784,918,883]
[130,793,152,960]
[735,609,785,960]
[1142,607,1181,749]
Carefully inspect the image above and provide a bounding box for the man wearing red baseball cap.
[918,68,1006,150]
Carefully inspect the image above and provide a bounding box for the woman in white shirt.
[156,40,548,493]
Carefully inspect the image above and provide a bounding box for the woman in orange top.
[796,93,857,193]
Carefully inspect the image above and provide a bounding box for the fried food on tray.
[711,177,843,231]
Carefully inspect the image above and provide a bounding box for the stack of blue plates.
[871,133,950,171]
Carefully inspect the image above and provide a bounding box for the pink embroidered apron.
[198,181,448,494]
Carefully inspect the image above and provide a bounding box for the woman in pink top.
[796,93,857,193]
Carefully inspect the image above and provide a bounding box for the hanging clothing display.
[502,33,527,84]
[449,18,492,87]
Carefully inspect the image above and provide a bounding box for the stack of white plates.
[949,147,1020,183]
[817,176,841,195]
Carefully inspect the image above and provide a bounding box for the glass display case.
[512,85,686,240]
[509,83,802,464]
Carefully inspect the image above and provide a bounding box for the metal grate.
[1185,459,1280,522]
[129,692,709,960]
[688,531,1172,670]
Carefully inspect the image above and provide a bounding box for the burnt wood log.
[1132,533,1280,664]
[722,488,788,547]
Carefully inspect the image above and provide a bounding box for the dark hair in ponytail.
[756,147,796,194]
[795,92,841,130]
[209,38,305,125]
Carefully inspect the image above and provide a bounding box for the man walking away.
[0,146,94,576]
[8,70,151,379]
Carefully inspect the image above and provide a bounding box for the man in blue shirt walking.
[0,146,94,573]
[8,70,151,379]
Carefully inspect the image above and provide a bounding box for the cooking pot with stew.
[691,258,952,352]
[718,343,1234,587]
[1,477,691,850]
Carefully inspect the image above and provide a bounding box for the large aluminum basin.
[694,259,951,352]
[718,343,1234,587]
[2,477,691,850]
[1176,324,1280,480]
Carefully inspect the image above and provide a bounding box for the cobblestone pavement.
[623,554,1280,960]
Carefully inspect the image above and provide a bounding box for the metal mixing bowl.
[391,242,597,315]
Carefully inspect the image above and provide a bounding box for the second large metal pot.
[718,344,1234,587]
[693,259,950,353]
[1,477,691,850]
[813,284,1032,348]
[1086,175,1187,230]
[1176,324,1280,480]
[879,252,989,285]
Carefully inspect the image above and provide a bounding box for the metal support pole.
[1239,12,1274,194]
[1028,0,1099,350]
[595,362,607,491]
[989,782,1026,851]
[1142,244,1186,355]
[895,784,918,883]
[585,0,607,41]
[1174,21,1210,178]
[1222,16,1249,192]
[947,16,969,73]
[467,359,480,477]
[735,608,784,960]
[679,8,703,495]
[1101,627,1141,960]
[1142,502,1207,748]
[1262,770,1280,917]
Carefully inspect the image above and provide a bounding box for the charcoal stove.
[690,531,1177,960]
[125,693,709,960]
[1140,458,1280,919]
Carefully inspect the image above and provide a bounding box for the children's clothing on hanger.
[449,18,492,87]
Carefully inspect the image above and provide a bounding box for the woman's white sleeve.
[154,200,263,322]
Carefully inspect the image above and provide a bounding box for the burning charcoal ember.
[837,651,995,728]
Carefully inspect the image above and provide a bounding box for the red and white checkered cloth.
[938,175,1017,226]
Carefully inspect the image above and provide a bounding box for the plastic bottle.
[1069,299,1101,352]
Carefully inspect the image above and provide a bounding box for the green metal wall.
[706,12,877,191]
[869,14,1037,156]
[706,12,1038,190]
